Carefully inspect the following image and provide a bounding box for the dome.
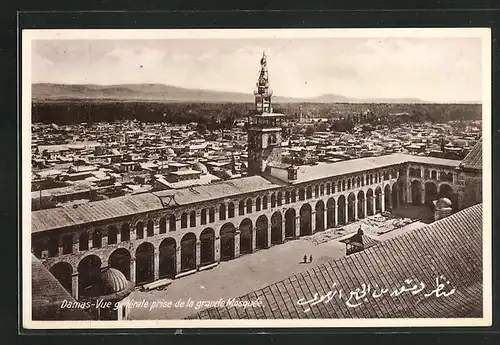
[100,267,131,295]
[436,197,452,209]
[193,162,208,174]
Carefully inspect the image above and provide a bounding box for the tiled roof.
[31,193,164,233]
[31,255,90,320]
[189,204,482,319]
[291,153,461,184]
[460,138,482,171]
[153,176,282,206]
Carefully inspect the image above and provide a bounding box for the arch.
[326,183,331,195]
[285,191,291,204]
[238,200,245,215]
[107,226,118,245]
[337,181,341,193]
[357,191,365,219]
[366,189,374,216]
[320,184,325,196]
[277,191,283,206]
[79,232,89,251]
[108,248,131,280]
[384,184,391,211]
[348,193,356,222]
[159,217,167,233]
[77,255,101,297]
[120,223,130,241]
[431,170,437,180]
[246,198,253,213]
[49,262,72,294]
[315,200,325,232]
[271,211,283,244]
[356,176,361,188]
[220,223,236,261]
[392,184,399,209]
[135,242,154,285]
[92,229,103,248]
[219,204,227,221]
[47,236,58,257]
[200,209,207,225]
[255,197,262,211]
[347,179,351,190]
[338,195,346,225]
[314,185,319,198]
[411,180,423,205]
[200,228,215,265]
[136,221,144,239]
[375,187,382,213]
[300,204,312,236]
[169,214,176,232]
[327,198,336,228]
[239,218,253,255]
[256,215,269,249]
[306,186,313,199]
[425,181,438,206]
[438,183,455,209]
[159,238,176,279]
[62,234,73,255]
[262,195,268,209]
[147,219,154,236]
[180,233,197,272]
[285,208,296,238]
[291,189,297,203]
[228,203,235,219]
[299,187,305,201]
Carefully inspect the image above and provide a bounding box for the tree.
[196,122,207,133]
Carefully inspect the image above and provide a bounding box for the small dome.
[193,162,208,174]
[436,197,452,209]
[100,268,129,295]
[166,148,175,155]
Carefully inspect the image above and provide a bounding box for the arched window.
[277,192,283,206]
[209,208,215,223]
[136,222,144,239]
[92,229,102,248]
[79,232,89,251]
[219,204,226,221]
[246,199,253,213]
[228,203,235,218]
[256,197,262,211]
[147,220,154,237]
[181,213,188,228]
[189,211,196,227]
[169,215,176,232]
[200,209,207,225]
[159,217,167,233]
[271,193,277,208]
[239,200,245,215]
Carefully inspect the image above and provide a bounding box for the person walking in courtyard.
[309,255,313,263]
[303,254,307,263]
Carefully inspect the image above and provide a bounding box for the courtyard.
[127,204,432,320]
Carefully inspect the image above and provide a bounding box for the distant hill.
[32,83,432,104]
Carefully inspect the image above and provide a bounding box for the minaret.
[247,52,285,176]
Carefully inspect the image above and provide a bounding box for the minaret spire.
[254,51,273,114]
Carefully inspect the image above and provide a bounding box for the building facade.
[31,53,482,302]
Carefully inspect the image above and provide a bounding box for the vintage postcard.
[21,28,491,329]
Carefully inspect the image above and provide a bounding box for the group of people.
[303,254,313,263]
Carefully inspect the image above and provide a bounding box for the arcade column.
[267,224,272,248]
[154,251,159,280]
[334,207,338,227]
[251,228,257,252]
[354,198,358,220]
[214,236,221,262]
[195,241,201,268]
[71,272,79,300]
[234,230,241,257]
[294,216,300,238]
[311,211,316,233]
[130,258,136,283]
[176,246,182,273]
[381,192,385,212]
[371,196,376,215]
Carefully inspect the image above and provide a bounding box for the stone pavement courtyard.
[128,205,432,320]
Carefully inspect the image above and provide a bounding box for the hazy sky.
[31,37,483,102]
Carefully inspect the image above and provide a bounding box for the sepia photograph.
[21,28,491,328]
